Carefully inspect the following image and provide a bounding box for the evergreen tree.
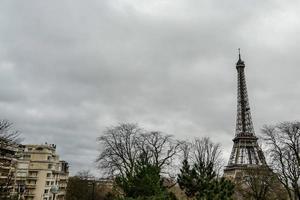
[177,159,197,198]
[177,159,234,200]
[115,153,177,200]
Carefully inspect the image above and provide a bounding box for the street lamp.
[50,185,59,200]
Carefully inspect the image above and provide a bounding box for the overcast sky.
[1,0,300,175]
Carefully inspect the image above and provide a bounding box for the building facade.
[224,52,267,180]
[15,144,69,200]
[0,143,19,199]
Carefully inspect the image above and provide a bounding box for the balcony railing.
[26,184,36,189]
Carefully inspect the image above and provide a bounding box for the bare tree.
[76,170,94,180]
[137,131,181,171]
[0,120,20,148]
[236,167,286,200]
[96,123,141,178]
[0,120,20,199]
[96,123,180,179]
[262,121,300,200]
[181,137,223,176]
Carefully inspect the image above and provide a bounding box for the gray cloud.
[0,0,300,175]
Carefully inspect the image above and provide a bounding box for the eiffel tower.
[224,50,267,179]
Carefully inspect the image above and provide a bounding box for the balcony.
[59,176,68,180]
[0,175,8,179]
[27,176,38,180]
[43,194,50,197]
[27,172,38,179]
[0,163,14,169]
[26,184,36,189]
[0,155,16,161]
[24,192,35,197]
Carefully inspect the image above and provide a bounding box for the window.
[48,164,52,169]
[29,171,38,177]
[44,189,49,194]
[46,173,51,178]
[46,181,50,186]
[18,163,29,169]
[30,180,36,184]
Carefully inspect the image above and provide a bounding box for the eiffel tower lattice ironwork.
[224,50,267,178]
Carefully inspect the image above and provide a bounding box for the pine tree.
[177,159,197,198]
[115,153,177,200]
[177,159,234,200]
